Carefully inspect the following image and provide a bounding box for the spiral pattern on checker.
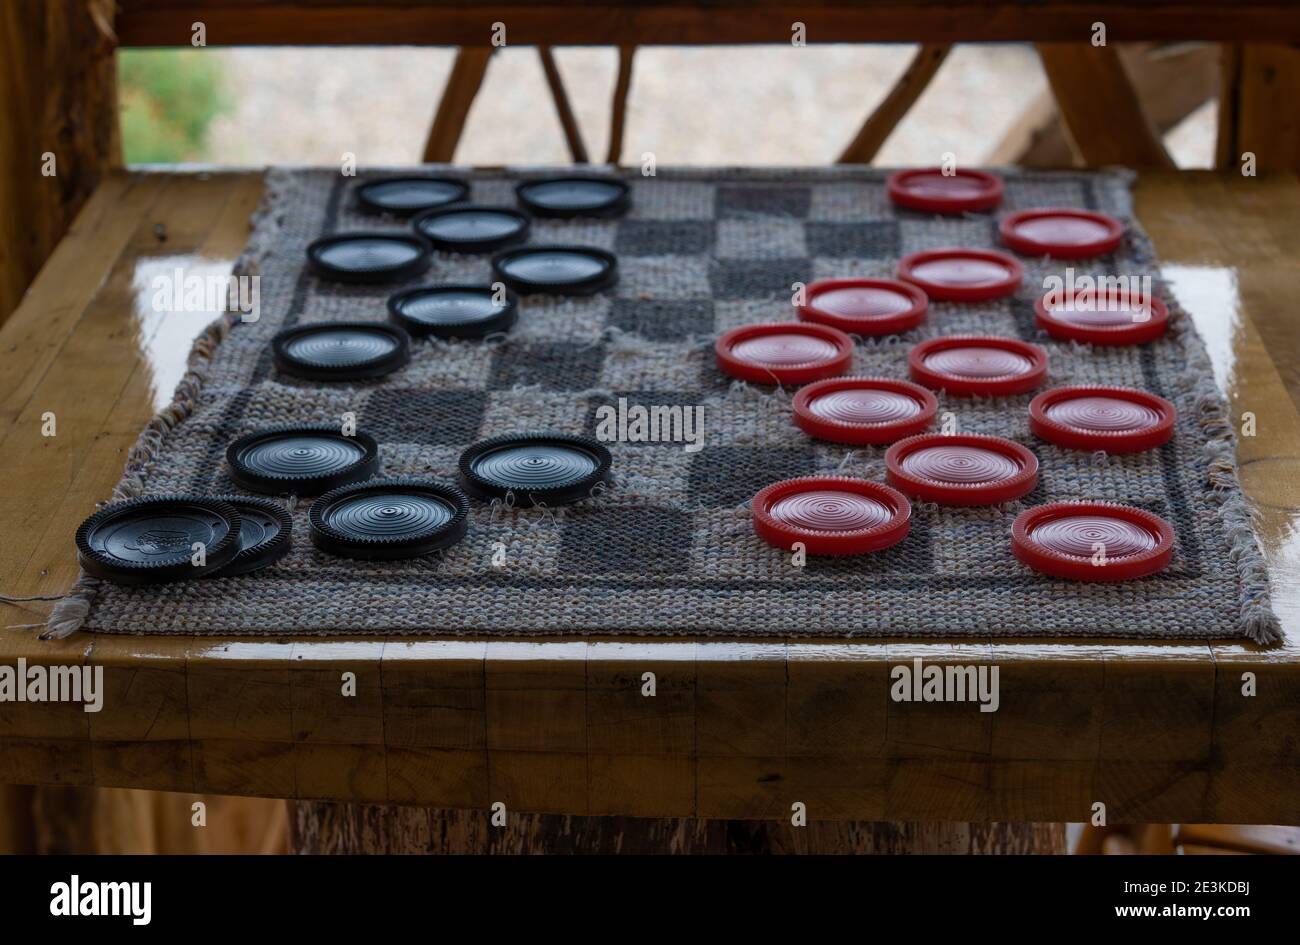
[925,347,1032,378]
[318,238,419,272]
[817,287,911,318]
[421,209,521,240]
[901,445,1022,484]
[240,437,366,480]
[472,444,598,490]
[809,389,922,426]
[504,251,602,284]
[362,178,463,211]
[1048,302,1138,327]
[1046,396,1162,433]
[322,492,456,540]
[401,291,500,326]
[733,334,838,367]
[1030,515,1158,559]
[283,329,398,366]
[769,490,893,532]
[912,258,1008,286]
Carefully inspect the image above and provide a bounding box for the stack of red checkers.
[716,322,853,386]
[909,336,1047,396]
[797,278,927,336]
[1012,502,1174,581]
[793,377,937,445]
[752,477,911,556]
[1029,386,1175,454]
[897,248,1023,301]
[1034,288,1168,345]
[886,433,1038,505]
[886,168,1003,214]
[1000,208,1125,259]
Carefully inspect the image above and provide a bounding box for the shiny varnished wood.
[1,169,1298,825]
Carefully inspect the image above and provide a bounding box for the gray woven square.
[608,299,714,340]
[60,166,1278,643]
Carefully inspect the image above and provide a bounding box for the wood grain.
[1217,44,1300,173]
[0,0,120,322]
[289,803,1068,854]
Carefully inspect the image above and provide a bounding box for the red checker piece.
[886,168,1004,214]
[1000,208,1125,259]
[793,377,938,445]
[909,335,1048,397]
[797,278,928,336]
[1029,385,1175,454]
[752,477,911,556]
[896,248,1023,301]
[1012,502,1175,582]
[885,433,1038,506]
[716,322,853,386]
[1034,287,1169,345]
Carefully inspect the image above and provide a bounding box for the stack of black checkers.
[76,494,292,585]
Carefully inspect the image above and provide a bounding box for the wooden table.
[2,169,1298,852]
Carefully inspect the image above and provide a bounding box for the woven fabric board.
[67,166,1278,642]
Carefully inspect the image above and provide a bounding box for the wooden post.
[538,46,589,163]
[290,803,1067,854]
[1036,43,1175,168]
[606,45,636,166]
[991,43,1218,167]
[0,0,121,323]
[423,46,494,163]
[1217,44,1300,173]
[838,44,951,164]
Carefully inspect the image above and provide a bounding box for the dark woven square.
[608,299,714,340]
[362,388,488,445]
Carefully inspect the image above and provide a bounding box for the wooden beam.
[1217,43,1300,173]
[990,42,1218,167]
[0,0,120,323]
[837,43,950,164]
[606,45,636,165]
[422,46,493,163]
[113,3,1300,47]
[289,805,1068,853]
[538,46,589,163]
[1036,42,1175,168]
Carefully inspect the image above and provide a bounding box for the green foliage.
[119,50,229,163]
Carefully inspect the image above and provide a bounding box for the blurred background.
[117,44,1216,167]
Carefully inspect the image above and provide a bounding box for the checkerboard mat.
[75,167,1277,640]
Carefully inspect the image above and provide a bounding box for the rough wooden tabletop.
[0,169,1297,824]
